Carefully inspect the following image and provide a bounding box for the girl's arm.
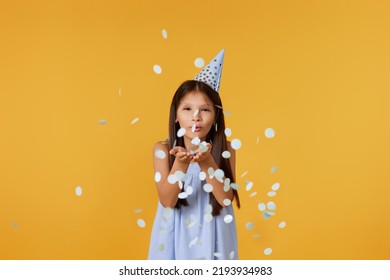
[153,141,191,208]
[196,142,235,207]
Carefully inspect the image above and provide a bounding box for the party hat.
[194,49,224,93]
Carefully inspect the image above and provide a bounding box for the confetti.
[199,171,206,181]
[267,201,276,211]
[189,237,198,248]
[245,180,254,191]
[154,149,166,159]
[253,234,261,238]
[75,186,82,197]
[207,167,215,179]
[214,169,224,182]
[267,191,276,197]
[264,248,272,255]
[131,117,139,125]
[249,192,257,197]
[137,219,146,228]
[271,166,278,173]
[241,171,248,177]
[167,174,177,184]
[203,183,213,193]
[263,212,271,220]
[231,139,241,150]
[186,186,193,195]
[99,120,107,125]
[224,128,232,137]
[191,123,196,132]
[154,172,161,182]
[258,203,266,211]
[230,183,240,190]
[134,209,143,213]
[174,170,186,181]
[162,208,173,220]
[178,192,188,199]
[213,252,222,258]
[191,134,200,144]
[158,244,165,252]
[205,204,213,213]
[279,221,286,229]
[162,29,168,39]
[256,136,260,144]
[222,151,231,158]
[177,128,186,137]
[204,213,213,222]
[229,251,235,259]
[271,182,280,191]
[245,222,254,230]
[224,214,233,224]
[153,64,162,74]
[195,58,205,68]
[223,199,231,206]
[193,109,199,117]
[265,128,275,138]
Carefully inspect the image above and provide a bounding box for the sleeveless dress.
[148,163,238,260]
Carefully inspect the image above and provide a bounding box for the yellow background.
[1,0,390,259]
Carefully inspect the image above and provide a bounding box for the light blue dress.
[148,163,238,260]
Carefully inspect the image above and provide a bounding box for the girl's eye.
[201,108,210,112]
[183,107,191,111]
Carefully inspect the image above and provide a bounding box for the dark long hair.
[168,80,240,216]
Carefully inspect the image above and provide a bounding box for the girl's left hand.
[191,142,212,163]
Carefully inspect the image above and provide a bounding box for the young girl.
[148,50,240,260]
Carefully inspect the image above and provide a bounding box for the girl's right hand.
[169,146,192,164]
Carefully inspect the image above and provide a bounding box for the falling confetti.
[134,209,143,213]
[98,120,107,125]
[204,213,213,222]
[158,244,165,252]
[230,183,240,190]
[154,149,166,159]
[186,186,193,195]
[224,128,232,137]
[223,199,231,206]
[267,201,276,211]
[154,172,161,182]
[191,136,201,145]
[279,221,286,229]
[207,167,215,179]
[224,214,233,224]
[258,203,266,211]
[214,169,224,182]
[250,192,257,197]
[265,128,275,138]
[203,183,213,193]
[264,248,272,255]
[177,128,186,137]
[267,191,277,197]
[271,166,278,173]
[189,237,198,248]
[245,180,254,191]
[229,251,235,259]
[213,252,222,258]
[241,171,248,177]
[153,65,162,74]
[131,117,139,125]
[178,192,188,199]
[245,222,254,230]
[231,139,241,150]
[222,151,231,158]
[75,186,82,197]
[191,123,196,132]
[162,29,168,39]
[193,109,199,117]
[271,182,280,191]
[194,58,204,68]
[199,171,206,181]
[256,136,260,144]
[167,174,177,184]
[137,219,146,228]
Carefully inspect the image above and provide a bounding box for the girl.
[148,50,240,260]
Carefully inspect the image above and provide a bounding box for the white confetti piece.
[205,204,213,213]
[231,139,241,150]
[199,171,206,181]
[204,213,213,222]
[12,222,18,229]
[207,167,215,179]
[241,171,248,177]
[224,111,232,116]
[224,128,232,137]
[137,219,146,228]
[271,182,280,191]
[264,248,272,255]
[263,212,271,219]
[177,128,186,137]
[178,192,188,199]
[99,120,107,125]
[203,183,213,193]
[191,136,201,145]
[162,208,173,219]
[214,169,224,182]
[265,128,275,138]
[186,186,193,195]
[265,211,275,216]
[256,136,260,144]
[267,201,276,211]
[191,123,196,132]
[167,174,177,184]
[213,252,222,258]
[199,142,209,152]
[162,29,168,39]
[131,117,139,125]
[253,234,261,238]
[222,151,231,158]
[229,251,235,259]
[223,199,231,206]
[178,181,183,189]
[268,191,276,197]
[245,180,254,191]
[230,182,240,190]
[153,64,162,74]
[246,222,254,230]
[189,237,198,248]
[250,192,257,197]
[134,209,143,213]
[174,170,186,181]
[224,214,233,224]
[193,109,199,117]
[154,172,161,182]
[258,203,266,211]
[271,166,278,173]
[155,149,166,159]
[279,221,286,229]
[75,186,82,197]
[158,244,165,252]
[195,58,205,68]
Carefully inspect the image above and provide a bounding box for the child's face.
[176,91,216,143]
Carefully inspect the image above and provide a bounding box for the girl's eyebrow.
[180,103,212,108]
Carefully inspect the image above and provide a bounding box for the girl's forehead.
[179,91,212,105]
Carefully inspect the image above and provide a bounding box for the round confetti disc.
[137,219,146,228]
[194,58,204,68]
[153,64,162,74]
[265,128,275,138]
[231,139,241,150]
[75,186,82,197]
[264,248,272,255]
[224,214,233,224]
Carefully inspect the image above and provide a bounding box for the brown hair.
[168,80,240,216]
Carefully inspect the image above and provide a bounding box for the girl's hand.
[169,146,192,164]
[191,142,212,163]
